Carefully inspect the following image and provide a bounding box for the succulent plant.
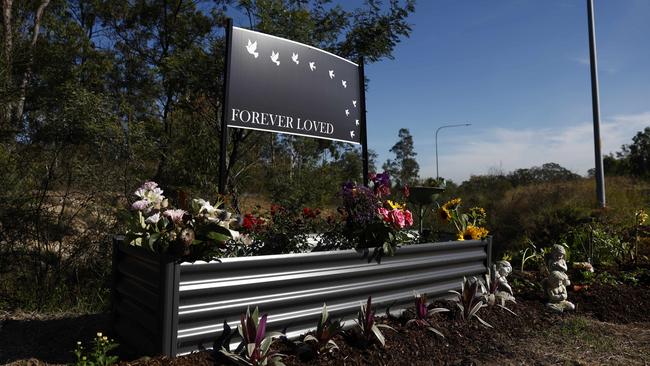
[303,303,343,354]
[449,277,492,328]
[219,307,285,366]
[353,296,395,347]
[405,292,449,338]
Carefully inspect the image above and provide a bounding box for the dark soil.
[3,275,649,366]
[572,282,650,324]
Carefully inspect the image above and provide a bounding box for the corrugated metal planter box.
[111,236,492,356]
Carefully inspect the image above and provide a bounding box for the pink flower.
[389,209,406,229]
[377,207,391,223]
[163,209,187,224]
[404,210,413,227]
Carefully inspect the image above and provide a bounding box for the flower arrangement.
[125,181,242,260]
[340,172,414,257]
[437,198,489,241]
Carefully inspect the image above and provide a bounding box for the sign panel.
[226,27,361,144]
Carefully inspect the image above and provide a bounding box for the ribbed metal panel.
[112,238,179,356]
[175,239,491,355]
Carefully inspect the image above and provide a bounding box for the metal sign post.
[358,57,369,186]
[219,18,233,194]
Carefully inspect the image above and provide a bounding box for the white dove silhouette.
[246,40,258,58]
[355,119,359,126]
[292,53,299,64]
[352,100,357,107]
[309,62,316,71]
[270,51,280,66]
[350,131,355,138]
[341,80,347,88]
[345,109,350,116]
[329,70,335,79]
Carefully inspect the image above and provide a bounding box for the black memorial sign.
[226,27,362,144]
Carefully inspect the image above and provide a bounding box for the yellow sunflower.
[442,198,461,211]
[387,200,405,210]
[438,207,451,222]
[458,225,489,240]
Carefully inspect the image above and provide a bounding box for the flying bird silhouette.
[309,62,316,71]
[270,51,280,66]
[341,80,347,88]
[355,119,359,126]
[329,70,335,79]
[350,131,355,138]
[345,109,350,116]
[352,100,357,107]
[246,40,258,58]
[292,53,299,65]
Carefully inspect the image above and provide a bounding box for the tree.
[623,127,650,178]
[383,128,419,185]
[507,162,580,187]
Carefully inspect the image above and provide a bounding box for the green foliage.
[598,127,650,179]
[0,0,416,313]
[383,128,419,186]
[449,277,492,328]
[220,307,285,366]
[303,303,344,354]
[353,296,395,347]
[405,293,448,338]
[73,332,119,366]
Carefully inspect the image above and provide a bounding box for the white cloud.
[420,112,650,183]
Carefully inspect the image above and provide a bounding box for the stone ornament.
[486,260,515,306]
[543,245,575,313]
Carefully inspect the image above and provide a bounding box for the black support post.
[219,18,233,195]
[358,57,369,186]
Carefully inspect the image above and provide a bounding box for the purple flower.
[131,199,151,212]
[163,209,187,224]
[142,181,159,190]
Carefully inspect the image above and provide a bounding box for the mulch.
[3,273,648,366]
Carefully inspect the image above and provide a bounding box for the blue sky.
[364,0,650,183]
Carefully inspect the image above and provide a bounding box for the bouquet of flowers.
[340,172,414,258]
[437,198,489,241]
[125,181,242,260]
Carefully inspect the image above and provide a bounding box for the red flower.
[270,204,284,216]
[302,207,321,219]
[242,213,255,230]
[242,213,265,232]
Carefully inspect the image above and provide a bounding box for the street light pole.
[587,0,606,208]
[435,123,471,180]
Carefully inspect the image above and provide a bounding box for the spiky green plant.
[303,303,343,354]
[449,277,492,328]
[405,292,449,337]
[219,307,285,366]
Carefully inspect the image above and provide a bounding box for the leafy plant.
[73,332,119,366]
[219,307,285,366]
[405,292,449,337]
[352,296,395,347]
[125,181,243,260]
[449,277,492,328]
[303,303,344,354]
[519,238,540,272]
[437,198,489,241]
